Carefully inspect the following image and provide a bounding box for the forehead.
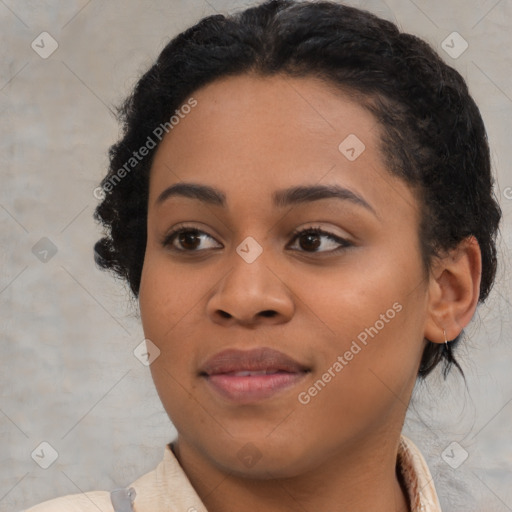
[154,72,378,163]
[148,73,416,218]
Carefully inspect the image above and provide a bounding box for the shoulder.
[23,491,114,512]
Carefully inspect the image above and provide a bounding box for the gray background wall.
[1,1,511,511]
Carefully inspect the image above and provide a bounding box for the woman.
[25,0,502,510]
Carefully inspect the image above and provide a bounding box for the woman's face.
[139,73,431,477]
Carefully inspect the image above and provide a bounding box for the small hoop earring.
[443,329,448,346]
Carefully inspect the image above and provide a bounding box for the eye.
[287,226,352,253]
[161,224,352,254]
[161,225,221,252]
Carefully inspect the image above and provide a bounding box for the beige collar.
[397,435,443,511]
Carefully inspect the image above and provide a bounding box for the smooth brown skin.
[138,74,482,512]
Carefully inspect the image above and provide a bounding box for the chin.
[200,437,318,480]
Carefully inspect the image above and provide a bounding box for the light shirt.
[24,434,442,512]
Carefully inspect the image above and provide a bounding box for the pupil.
[301,233,320,251]
[180,232,199,249]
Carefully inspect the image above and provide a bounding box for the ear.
[424,236,482,343]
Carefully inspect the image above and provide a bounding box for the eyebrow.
[156,182,377,216]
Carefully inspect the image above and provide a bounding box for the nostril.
[216,310,277,320]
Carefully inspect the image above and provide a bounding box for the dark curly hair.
[93,0,502,379]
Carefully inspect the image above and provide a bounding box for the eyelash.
[160,224,353,254]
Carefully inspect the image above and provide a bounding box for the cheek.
[139,253,198,341]
[299,253,413,341]
[290,306,423,449]
[138,253,211,394]
[139,257,200,424]
[300,256,426,406]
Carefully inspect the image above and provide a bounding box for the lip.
[199,347,310,403]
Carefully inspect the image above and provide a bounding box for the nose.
[206,251,295,327]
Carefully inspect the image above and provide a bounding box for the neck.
[172,431,411,512]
